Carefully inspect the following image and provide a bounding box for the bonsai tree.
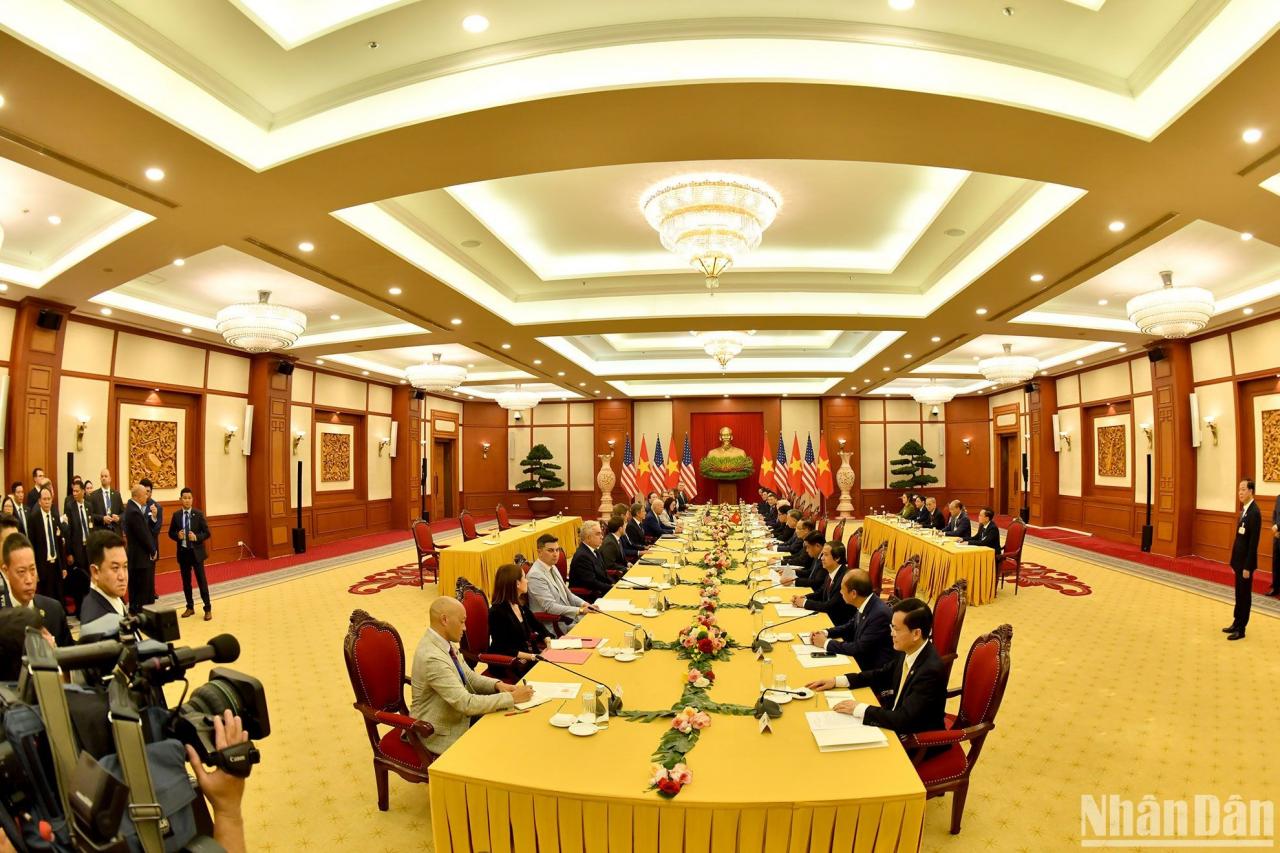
[889,439,938,491]
[516,443,565,492]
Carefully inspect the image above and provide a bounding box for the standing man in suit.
[943,500,971,538]
[8,483,30,539]
[64,480,94,618]
[807,570,896,671]
[599,517,629,574]
[27,486,66,603]
[169,487,213,621]
[806,598,947,737]
[1268,494,1280,597]
[525,534,592,632]
[139,478,164,540]
[1,534,73,646]
[569,520,612,599]
[123,483,158,614]
[24,468,47,514]
[89,468,123,533]
[79,531,129,626]
[1226,479,1261,641]
[966,507,1002,559]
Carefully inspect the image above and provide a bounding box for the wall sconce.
[837,437,847,449]
[1058,431,1072,452]
[1203,416,1219,446]
[378,437,391,457]
[1139,422,1153,450]
[962,437,972,455]
[930,405,940,417]
[292,430,305,456]
[481,440,491,460]
[607,438,616,450]
[223,425,238,454]
[75,416,90,451]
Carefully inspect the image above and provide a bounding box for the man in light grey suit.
[410,598,533,754]
[525,533,592,632]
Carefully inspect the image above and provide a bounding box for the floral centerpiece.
[698,454,754,481]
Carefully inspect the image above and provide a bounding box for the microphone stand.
[746,581,791,613]
[533,655,623,715]
[593,609,652,651]
[750,612,815,653]
[614,577,657,591]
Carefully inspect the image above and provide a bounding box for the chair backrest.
[956,624,1014,732]
[846,528,861,568]
[344,609,408,715]
[941,504,951,524]
[867,542,888,596]
[459,511,478,541]
[930,579,969,675]
[894,557,920,600]
[830,519,846,546]
[555,547,569,581]
[1003,518,1026,561]
[496,504,512,531]
[454,575,485,601]
[411,519,436,555]
[460,590,491,660]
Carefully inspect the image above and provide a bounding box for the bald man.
[410,597,533,754]
[87,468,123,533]
[123,483,158,614]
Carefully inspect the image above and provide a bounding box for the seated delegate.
[806,570,895,671]
[487,563,551,677]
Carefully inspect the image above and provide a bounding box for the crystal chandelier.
[1126,270,1214,339]
[495,384,542,411]
[641,174,781,290]
[697,330,749,370]
[215,290,306,353]
[978,343,1039,386]
[404,353,467,392]
[911,380,957,406]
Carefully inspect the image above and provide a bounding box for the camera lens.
[184,679,243,719]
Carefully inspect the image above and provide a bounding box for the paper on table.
[795,651,851,669]
[773,603,811,618]
[514,681,582,710]
[805,711,888,751]
[546,637,582,650]
[791,642,820,656]
[539,649,592,664]
[595,599,634,612]
[823,690,854,703]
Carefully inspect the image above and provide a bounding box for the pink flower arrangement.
[699,598,717,613]
[697,614,716,628]
[685,667,715,686]
[650,763,692,796]
[671,707,712,733]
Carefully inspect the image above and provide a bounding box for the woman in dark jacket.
[488,562,551,674]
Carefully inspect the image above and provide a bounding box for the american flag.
[802,433,818,497]
[679,433,698,500]
[620,433,637,500]
[775,432,790,499]
[652,434,666,488]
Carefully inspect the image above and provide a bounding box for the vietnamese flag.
[636,435,653,497]
[816,432,835,497]
[758,432,777,491]
[666,434,680,489]
[788,433,805,495]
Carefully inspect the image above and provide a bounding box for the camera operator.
[186,709,250,853]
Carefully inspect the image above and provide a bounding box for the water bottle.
[759,657,774,692]
[596,686,609,724]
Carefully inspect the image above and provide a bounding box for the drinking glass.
[623,630,636,652]
[648,591,659,610]
[752,608,764,635]
[775,672,789,695]
[581,690,596,720]
[759,658,774,692]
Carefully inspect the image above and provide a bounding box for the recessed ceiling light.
[361,370,370,376]
[0,95,5,108]
[607,395,613,400]
[1243,128,1263,144]
[1040,370,1047,375]
[840,393,846,397]
[399,379,407,384]
[468,396,475,400]
[0,284,6,292]
[973,356,981,361]
[450,318,462,325]
[1118,346,1128,353]
[578,382,586,387]
[664,394,671,399]
[297,241,314,253]
[1241,232,1254,241]
[1244,307,1255,315]
[1030,273,1044,282]
[975,307,988,315]
[1097,299,1109,306]
[466,363,475,368]
[943,227,966,237]
[1075,359,1084,365]
[501,343,511,349]
[47,215,61,225]
[593,390,600,395]
[144,167,165,181]
[723,393,729,398]
[99,308,112,316]
[888,0,915,9]
[460,239,482,248]
[181,327,192,334]
[329,313,340,320]
[903,353,912,359]
[316,359,325,365]
[557,371,565,376]
[462,14,489,32]
[930,336,941,343]
[388,286,402,295]
[1108,220,1125,232]
[863,378,871,384]
[173,258,185,267]
[533,358,542,365]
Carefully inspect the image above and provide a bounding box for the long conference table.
[859,515,996,605]
[438,516,582,596]
[429,522,927,853]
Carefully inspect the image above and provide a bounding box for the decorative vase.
[597,452,615,515]
[836,450,856,519]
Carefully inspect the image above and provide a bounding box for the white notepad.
[773,603,811,618]
[546,637,582,649]
[514,681,581,710]
[805,711,889,751]
[595,599,634,612]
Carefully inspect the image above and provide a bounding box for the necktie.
[104,490,111,519]
[447,647,469,688]
[80,505,88,538]
[893,655,912,709]
[183,510,190,548]
[45,513,55,561]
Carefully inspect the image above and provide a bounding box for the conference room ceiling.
[3,1,1280,399]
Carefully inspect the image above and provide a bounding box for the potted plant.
[888,439,939,491]
[516,443,565,519]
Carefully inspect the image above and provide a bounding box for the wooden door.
[997,434,1019,517]
[431,438,457,520]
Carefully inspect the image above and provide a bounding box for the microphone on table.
[750,612,815,653]
[614,577,656,591]
[593,609,652,651]
[746,582,791,613]
[533,655,623,714]
[753,688,783,720]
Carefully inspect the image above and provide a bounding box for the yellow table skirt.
[860,516,995,605]
[438,516,582,597]
[430,530,925,853]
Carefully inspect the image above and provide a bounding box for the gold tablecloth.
[430,530,926,853]
[438,516,582,596]
[860,515,995,605]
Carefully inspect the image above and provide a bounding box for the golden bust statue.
[706,426,747,459]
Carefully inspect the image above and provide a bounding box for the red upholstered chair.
[520,564,572,637]
[846,528,862,569]
[930,580,969,687]
[829,519,846,546]
[867,542,888,598]
[459,589,522,683]
[556,547,595,601]
[410,520,444,588]
[459,510,479,541]
[495,503,513,531]
[889,556,921,604]
[997,519,1026,595]
[343,610,437,811]
[901,624,1013,835]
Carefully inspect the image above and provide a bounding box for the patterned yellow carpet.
[165,535,1280,852]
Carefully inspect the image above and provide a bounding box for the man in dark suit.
[568,520,612,599]
[807,598,947,737]
[943,500,971,538]
[24,468,47,514]
[642,498,674,540]
[781,519,813,562]
[770,502,793,539]
[1,533,73,646]
[625,502,646,550]
[807,570,895,671]
[27,485,66,603]
[1226,479,1261,640]
[910,495,930,526]
[168,487,213,620]
[123,483,157,614]
[9,482,31,540]
[966,507,1001,559]
[791,542,855,624]
[64,479,94,618]
[787,531,825,588]
[923,497,946,531]
[87,468,124,533]
[1268,493,1280,597]
[79,531,129,627]
[139,478,164,540]
[599,517,629,575]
